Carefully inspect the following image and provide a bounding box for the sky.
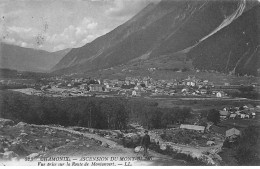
[0,0,159,52]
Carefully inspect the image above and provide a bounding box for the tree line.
[0,90,128,129]
[0,91,192,130]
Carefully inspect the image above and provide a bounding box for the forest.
[0,90,192,130]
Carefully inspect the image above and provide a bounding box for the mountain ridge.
[0,42,71,72]
[52,0,259,76]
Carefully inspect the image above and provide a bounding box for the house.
[62,91,70,97]
[198,84,204,89]
[200,89,207,95]
[132,90,137,96]
[191,81,196,86]
[155,88,164,93]
[181,88,189,93]
[255,106,260,113]
[235,111,241,116]
[125,80,130,85]
[186,81,196,87]
[41,85,51,91]
[229,114,237,119]
[219,111,230,119]
[251,112,256,118]
[216,91,225,98]
[242,109,251,115]
[216,92,222,98]
[180,124,205,133]
[245,104,254,109]
[224,83,230,86]
[132,90,141,97]
[206,141,215,146]
[56,83,63,87]
[203,80,209,83]
[226,128,241,141]
[105,83,114,89]
[240,114,246,119]
[89,84,103,92]
[79,84,88,90]
[134,85,142,91]
[143,80,150,87]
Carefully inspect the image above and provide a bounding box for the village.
[219,104,259,120]
[4,75,255,100]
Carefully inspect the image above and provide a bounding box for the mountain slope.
[0,43,70,72]
[188,4,260,76]
[53,0,259,76]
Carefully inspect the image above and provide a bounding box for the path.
[30,124,186,166]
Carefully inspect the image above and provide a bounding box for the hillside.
[188,4,260,76]
[52,0,259,76]
[0,43,70,72]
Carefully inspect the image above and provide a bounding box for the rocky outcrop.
[15,122,28,128]
[27,153,40,159]
[2,151,19,160]
[0,118,14,127]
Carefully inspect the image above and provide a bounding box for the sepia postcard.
[0,0,259,166]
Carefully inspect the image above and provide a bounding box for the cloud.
[2,37,32,48]
[1,10,26,22]
[0,2,6,10]
[1,0,155,51]
[106,0,144,18]
[2,17,99,51]
[106,0,160,19]
[45,17,99,51]
[46,17,98,43]
[7,26,33,34]
[80,34,96,45]
[16,41,33,48]
[3,37,16,43]
[53,44,66,51]
[21,42,28,47]
[81,17,98,30]
[6,26,39,40]
[90,0,109,2]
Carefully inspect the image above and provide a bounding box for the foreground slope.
[0,118,185,166]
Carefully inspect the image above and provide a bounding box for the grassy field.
[155,97,260,111]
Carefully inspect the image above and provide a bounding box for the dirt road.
[29,124,186,166]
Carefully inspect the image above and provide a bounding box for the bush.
[149,143,176,156]
[207,109,220,125]
[235,146,259,165]
[234,125,260,165]
[172,68,180,72]
[181,68,190,72]
[222,139,231,148]
[174,153,206,165]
